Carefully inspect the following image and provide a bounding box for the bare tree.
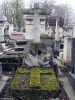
[29,0,55,15]
[41,2,73,27]
[1,1,13,23]
[41,0,55,15]
[29,0,74,29]
[54,4,73,27]
[1,0,25,31]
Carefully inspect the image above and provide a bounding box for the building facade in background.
[23,8,46,40]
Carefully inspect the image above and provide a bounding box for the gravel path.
[54,58,75,100]
[59,76,75,100]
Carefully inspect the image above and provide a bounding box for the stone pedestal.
[63,37,71,62]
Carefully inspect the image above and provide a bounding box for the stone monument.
[54,19,60,51]
[63,37,71,62]
[71,25,75,73]
[33,3,40,43]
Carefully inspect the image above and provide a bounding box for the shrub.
[40,33,48,38]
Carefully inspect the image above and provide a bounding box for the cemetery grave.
[11,67,60,99]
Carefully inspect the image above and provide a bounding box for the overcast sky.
[25,0,75,11]
[0,0,75,11]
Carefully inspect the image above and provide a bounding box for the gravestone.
[63,37,71,62]
[71,38,75,73]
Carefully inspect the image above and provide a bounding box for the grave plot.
[10,67,60,99]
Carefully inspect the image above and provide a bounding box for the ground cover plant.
[11,66,59,99]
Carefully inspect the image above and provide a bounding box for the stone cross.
[33,3,40,42]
